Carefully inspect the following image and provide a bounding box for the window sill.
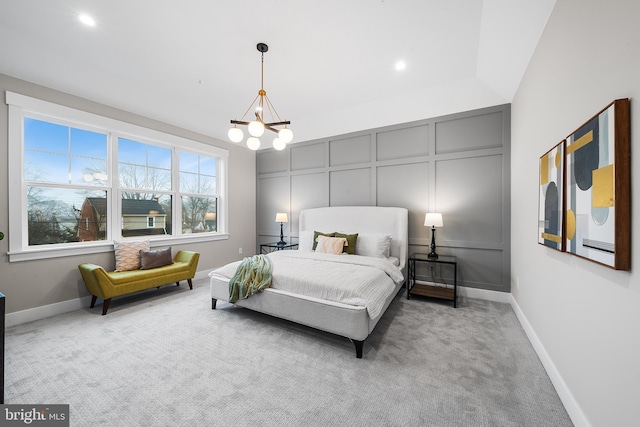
[7,233,229,263]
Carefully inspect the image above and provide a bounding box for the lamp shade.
[228,126,243,143]
[273,137,286,151]
[247,137,261,150]
[275,213,288,223]
[248,120,265,137]
[424,213,443,227]
[278,127,293,144]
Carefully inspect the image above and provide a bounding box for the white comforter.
[210,251,404,319]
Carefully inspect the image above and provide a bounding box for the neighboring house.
[78,197,168,241]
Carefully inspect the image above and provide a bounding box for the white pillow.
[113,239,150,271]
[315,235,348,255]
[298,230,314,251]
[356,234,392,259]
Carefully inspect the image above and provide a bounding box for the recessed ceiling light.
[78,13,96,27]
[395,61,406,71]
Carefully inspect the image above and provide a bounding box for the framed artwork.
[565,98,630,270]
[538,141,565,251]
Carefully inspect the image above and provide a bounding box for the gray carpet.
[4,278,572,426]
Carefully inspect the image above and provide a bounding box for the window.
[7,92,229,261]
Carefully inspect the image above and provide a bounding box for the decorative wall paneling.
[256,104,511,292]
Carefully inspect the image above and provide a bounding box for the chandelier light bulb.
[248,120,265,137]
[273,137,286,151]
[228,126,244,143]
[247,137,261,151]
[279,128,293,144]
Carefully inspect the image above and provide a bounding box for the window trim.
[6,91,229,262]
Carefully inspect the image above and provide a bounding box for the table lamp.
[424,213,443,259]
[275,213,288,246]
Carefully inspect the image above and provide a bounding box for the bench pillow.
[114,239,150,271]
[140,247,173,270]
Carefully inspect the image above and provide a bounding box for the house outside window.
[6,92,229,262]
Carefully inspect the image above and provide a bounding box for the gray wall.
[511,0,640,425]
[0,73,257,314]
[256,104,511,292]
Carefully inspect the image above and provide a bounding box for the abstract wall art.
[539,141,565,251]
[565,99,630,270]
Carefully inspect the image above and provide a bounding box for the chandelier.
[228,43,293,151]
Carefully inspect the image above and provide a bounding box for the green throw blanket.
[228,254,273,303]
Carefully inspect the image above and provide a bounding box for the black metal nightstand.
[407,254,458,307]
[260,242,299,254]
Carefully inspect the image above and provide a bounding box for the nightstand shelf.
[407,254,458,307]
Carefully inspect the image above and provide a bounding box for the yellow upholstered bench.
[78,250,199,315]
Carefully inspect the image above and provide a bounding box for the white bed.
[209,206,408,358]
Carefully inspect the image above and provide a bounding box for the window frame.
[6,91,229,262]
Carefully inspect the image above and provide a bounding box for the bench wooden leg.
[188,278,193,290]
[102,299,112,315]
[90,295,97,308]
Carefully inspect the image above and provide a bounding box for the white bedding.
[210,250,403,319]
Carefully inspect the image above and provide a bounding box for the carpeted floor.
[4,278,573,426]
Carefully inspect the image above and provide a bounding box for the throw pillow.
[298,230,314,251]
[334,232,358,255]
[315,235,348,255]
[355,234,392,259]
[114,239,150,271]
[313,231,335,250]
[140,247,173,270]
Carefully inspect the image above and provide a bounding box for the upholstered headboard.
[299,206,409,273]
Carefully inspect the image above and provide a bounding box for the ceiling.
[0,0,556,147]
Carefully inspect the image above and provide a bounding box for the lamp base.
[428,226,438,259]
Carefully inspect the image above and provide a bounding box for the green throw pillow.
[313,231,335,250]
[335,232,358,255]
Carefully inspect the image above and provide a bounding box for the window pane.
[148,145,172,169]
[148,167,172,191]
[199,156,216,175]
[24,118,68,152]
[24,151,69,182]
[121,193,172,237]
[200,174,216,194]
[118,138,147,165]
[179,152,217,194]
[182,196,217,233]
[118,138,172,191]
[70,128,107,158]
[72,157,108,186]
[27,187,107,245]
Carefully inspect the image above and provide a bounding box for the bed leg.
[212,298,217,310]
[353,340,364,359]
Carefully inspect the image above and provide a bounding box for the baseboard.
[414,280,512,303]
[5,270,211,328]
[509,295,591,427]
[6,295,92,328]
[458,285,511,303]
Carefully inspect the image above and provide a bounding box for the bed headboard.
[299,206,409,273]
